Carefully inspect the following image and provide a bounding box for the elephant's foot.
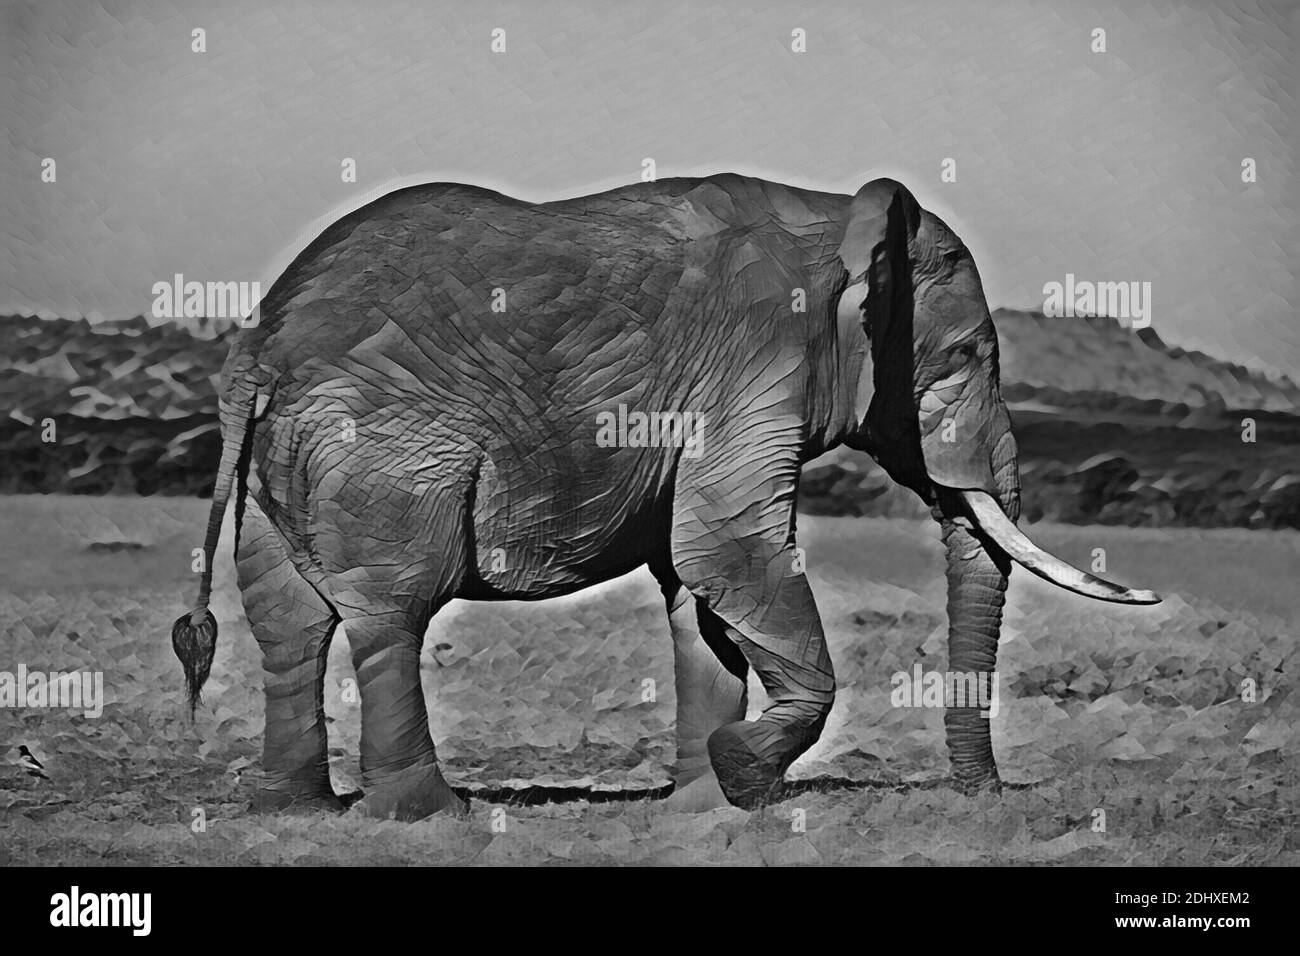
[707,720,793,810]
[945,715,1002,797]
[665,769,733,812]
[353,756,468,822]
[254,780,345,815]
[950,769,1002,797]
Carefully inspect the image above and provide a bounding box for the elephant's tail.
[170,375,261,717]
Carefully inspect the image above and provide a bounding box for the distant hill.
[2,310,1298,527]
[994,309,1299,413]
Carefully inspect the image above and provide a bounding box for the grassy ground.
[1,495,1296,865]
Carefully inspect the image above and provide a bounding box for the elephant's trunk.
[940,517,1010,791]
[936,433,1017,791]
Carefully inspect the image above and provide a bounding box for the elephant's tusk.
[960,490,1161,605]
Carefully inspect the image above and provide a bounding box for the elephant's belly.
[459,513,657,599]
[460,451,668,600]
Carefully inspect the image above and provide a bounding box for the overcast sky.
[2,0,1295,377]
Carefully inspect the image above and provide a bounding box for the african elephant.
[172,173,1158,819]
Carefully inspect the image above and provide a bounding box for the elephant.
[172,173,1159,819]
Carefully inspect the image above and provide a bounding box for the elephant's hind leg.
[237,496,343,813]
[340,600,465,822]
[313,458,471,822]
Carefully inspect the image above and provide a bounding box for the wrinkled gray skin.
[173,174,1158,818]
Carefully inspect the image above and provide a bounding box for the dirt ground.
[1,495,1296,865]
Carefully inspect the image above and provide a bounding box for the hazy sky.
[2,0,1295,377]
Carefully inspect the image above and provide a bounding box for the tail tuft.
[171,608,218,718]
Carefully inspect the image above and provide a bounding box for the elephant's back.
[224,175,847,414]
[230,182,715,407]
[255,180,694,333]
[244,174,846,344]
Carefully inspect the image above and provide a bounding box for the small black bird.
[15,745,49,780]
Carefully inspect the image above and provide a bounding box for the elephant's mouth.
[950,489,1160,605]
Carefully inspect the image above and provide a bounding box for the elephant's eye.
[950,340,978,362]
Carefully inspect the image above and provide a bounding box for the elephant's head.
[834,178,1159,787]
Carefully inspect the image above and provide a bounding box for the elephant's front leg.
[654,572,749,810]
[670,425,836,809]
[699,576,835,810]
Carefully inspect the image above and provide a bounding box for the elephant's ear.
[837,179,920,347]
